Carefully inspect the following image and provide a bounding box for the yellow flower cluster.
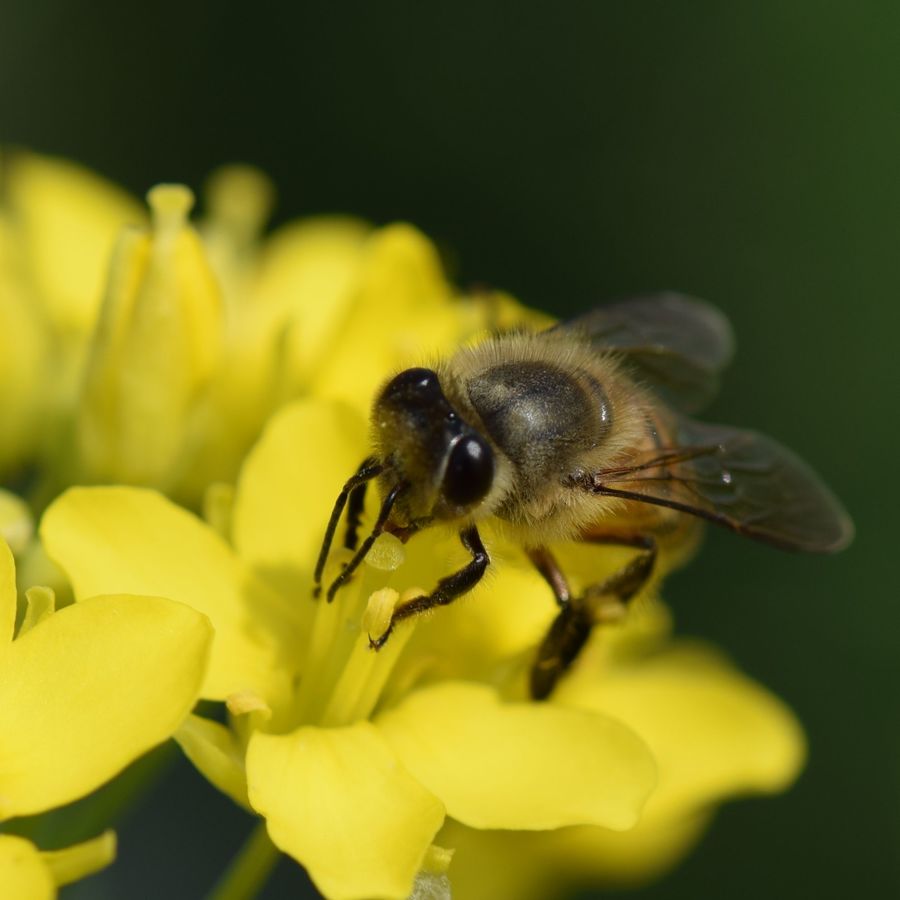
[0,153,806,899]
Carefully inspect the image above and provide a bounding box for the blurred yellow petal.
[41,486,287,702]
[252,216,370,379]
[0,228,46,474]
[202,481,235,540]
[171,212,369,504]
[76,185,224,489]
[201,164,275,297]
[438,812,712,900]
[543,812,712,887]
[376,681,656,831]
[0,835,53,900]
[232,399,367,586]
[174,715,250,810]
[247,722,444,900]
[5,153,144,337]
[0,489,35,556]
[556,640,806,819]
[0,831,114,899]
[0,593,211,818]
[14,541,71,611]
[40,830,116,887]
[0,538,15,650]
[309,224,458,411]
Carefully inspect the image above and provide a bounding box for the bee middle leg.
[368,526,489,649]
[526,546,572,608]
[313,456,382,597]
[529,534,657,700]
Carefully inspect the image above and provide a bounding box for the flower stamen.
[147,184,194,247]
[293,540,414,727]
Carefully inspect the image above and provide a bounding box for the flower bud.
[76,185,224,489]
[0,489,34,555]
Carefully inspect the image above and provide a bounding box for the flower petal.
[309,225,458,413]
[541,812,712,887]
[0,835,53,900]
[0,238,47,475]
[393,535,556,687]
[0,593,211,818]
[233,399,367,583]
[251,216,370,385]
[41,486,286,702]
[174,714,250,810]
[376,681,656,831]
[437,813,712,900]
[40,830,116,887]
[555,640,806,819]
[6,153,144,337]
[246,722,444,900]
[0,537,15,649]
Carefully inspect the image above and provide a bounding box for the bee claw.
[368,630,390,651]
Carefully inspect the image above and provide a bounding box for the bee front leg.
[368,526,489,649]
[313,456,382,598]
[530,534,657,700]
[343,477,370,551]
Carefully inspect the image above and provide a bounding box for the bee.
[313,293,853,699]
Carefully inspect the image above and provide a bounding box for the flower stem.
[206,821,280,900]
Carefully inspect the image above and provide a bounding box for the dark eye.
[443,435,494,507]
[379,368,442,409]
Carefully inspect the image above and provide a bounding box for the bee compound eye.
[380,368,442,407]
[443,434,494,507]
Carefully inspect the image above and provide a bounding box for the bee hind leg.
[582,532,657,612]
[368,526,489,649]
[529,534,657,700]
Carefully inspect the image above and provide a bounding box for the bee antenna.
[325,479,408,603]
[313,457,383,597]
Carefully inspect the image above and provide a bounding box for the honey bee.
[313,293,853,699]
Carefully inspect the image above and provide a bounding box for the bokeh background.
[2,2,897,898]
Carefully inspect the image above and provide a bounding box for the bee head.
[373,367,494,523]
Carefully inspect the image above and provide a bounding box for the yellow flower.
[42,396,661,899]
[0,536,213,896]
[19,158,805,897]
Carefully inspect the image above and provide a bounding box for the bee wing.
[592,419,854,553]
[552,293,735,413]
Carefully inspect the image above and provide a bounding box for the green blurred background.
[2,2,896,898]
